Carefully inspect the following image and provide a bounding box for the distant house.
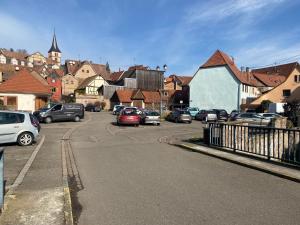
[46,69,64,102]
[114,65,165,91]
[110,89,161,110]
[189,50,263,112]
[63,60,110,97]
[75,74,109,105]
[0,49,28,66]
[0,69,51,112]
[250,62,300,105]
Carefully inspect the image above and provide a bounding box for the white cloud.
[185,0,286,24]
[233,35,300,68]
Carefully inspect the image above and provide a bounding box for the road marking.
[4,135,45,208]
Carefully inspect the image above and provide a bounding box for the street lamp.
[157,64,167,117]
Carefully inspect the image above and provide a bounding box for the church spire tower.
[48,30,61,67]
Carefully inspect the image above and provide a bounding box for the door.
[50,104,64,121]
[0,112,24,143]
[35,97,47,110]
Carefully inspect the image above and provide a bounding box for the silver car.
[141,111,160,125]
[0,111,39,146]
[235,113,270,126]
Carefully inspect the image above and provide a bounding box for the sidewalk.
[0,128,69,225]
[175,141,300,183]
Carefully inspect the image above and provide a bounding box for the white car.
[0,111,39,146]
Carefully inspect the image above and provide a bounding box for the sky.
[0,0,300,76]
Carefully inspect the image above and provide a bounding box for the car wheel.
[45,117,52,124]
[74,116,80,122]
[17,132,34,146]
[188,121,192,124]
[157,123,160,126]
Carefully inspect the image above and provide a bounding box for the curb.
[176,142,300,183]
[61,113,92,225]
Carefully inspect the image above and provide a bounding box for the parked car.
[166,110,192,123]
[0,111,39,146]
[141,111,160,125]
[213,109,228,121]
[229,110,240,121]
[195,110,217,122]
[113,105,124,115]
[34,103,84,123]
[85,103,101,112]
[117,108,140,126]
[258,113,283,122]
[234,113,269,125]
[185,107,199,119]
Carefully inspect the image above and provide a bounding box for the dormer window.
[283,89,291,97]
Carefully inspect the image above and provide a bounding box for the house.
[0,49,28,66]
[164,75,192,91]
[26,52,47,67]
[61,74,79,96]
[115,65,165,91]
[110,89,162,110]
[63,60,110,96]
[0,69,51,112]
[189,50,263,112]
[46,69,64,102]
[75,74,109,105]
[250,62,300,105]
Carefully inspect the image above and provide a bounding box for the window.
[71,80,74,85]
[51,104,62,111]
[0,112,25,124]
[82,69,85,72]
[52,87,56,93]
[65,80,69,84]
[55,53,58,57]
[283,89,291,97]
[86,70,89,73]
[294,75,300,83]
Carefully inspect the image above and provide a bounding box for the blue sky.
[0,0,300,75]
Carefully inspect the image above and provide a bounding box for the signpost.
[0,147,4,211]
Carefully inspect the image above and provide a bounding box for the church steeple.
[48,30,62,67]
[48,31,61,53]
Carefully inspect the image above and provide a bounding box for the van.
[34,103,84,123]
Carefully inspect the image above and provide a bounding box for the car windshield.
[189,108,198,111]
[179,111,190,114]
[206,110,215,114]
[146,111,160,116]
[122,110,137,115]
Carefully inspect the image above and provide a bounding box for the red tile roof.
[252,72,286,87]
[65,60,81,74]
[115,89,134,103]
[142,91,161,103]
[252,62,300,78]
[201,50,259,86]
[0,68,51,95]
[110,71,124,81]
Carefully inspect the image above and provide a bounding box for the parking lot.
[1,111,300,225]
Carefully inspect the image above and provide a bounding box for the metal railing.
[209,123,300,165]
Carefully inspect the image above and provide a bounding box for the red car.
[117,109,140,126]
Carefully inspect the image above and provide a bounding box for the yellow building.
[251,62,300,104]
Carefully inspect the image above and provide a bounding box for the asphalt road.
[70,112,300,225]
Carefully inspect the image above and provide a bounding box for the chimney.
[246,67,250,81]
[240,66,245,72]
